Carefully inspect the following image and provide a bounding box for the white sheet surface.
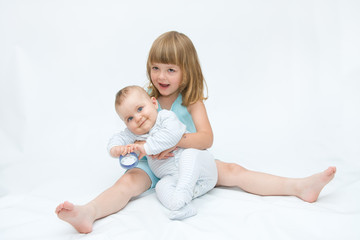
[1,1,360,239]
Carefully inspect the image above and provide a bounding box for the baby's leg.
[170,148,207,210]
[155,152,198,211]
[155,176,197,220]
[155,175,180,210]
[156,149,216,213]
[168,149,217,209]
[55,168,151,233]
[169,203,197,220]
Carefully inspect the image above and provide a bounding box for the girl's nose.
[158,70,166,80]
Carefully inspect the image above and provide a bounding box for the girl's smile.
[150,63,182,98]
[159,83,170,88]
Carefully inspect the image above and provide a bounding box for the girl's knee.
[217,161,246,175]
[115,169,151,193]
[216,161,247,186]
[116,173,136,187]
[228,163,247,175]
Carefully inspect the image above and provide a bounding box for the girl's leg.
[55,168,151,233]
[215,160,336,203]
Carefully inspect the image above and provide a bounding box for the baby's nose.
[135,114,142,122]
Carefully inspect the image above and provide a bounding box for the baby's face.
[117,90,158,135]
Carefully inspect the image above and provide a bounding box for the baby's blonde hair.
[146,31,208,106]
[115,85,149,107]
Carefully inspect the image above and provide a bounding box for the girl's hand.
[151,146,177,160]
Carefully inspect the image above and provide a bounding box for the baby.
[108,85,217,220]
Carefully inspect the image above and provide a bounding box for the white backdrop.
[1,0,360,239]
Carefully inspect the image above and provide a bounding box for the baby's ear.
[151,97,158,109]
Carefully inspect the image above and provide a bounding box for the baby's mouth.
[139,119,146,127]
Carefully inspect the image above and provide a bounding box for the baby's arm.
[107,128,136,157]
[177,100,213,149]
[144,111,186,155]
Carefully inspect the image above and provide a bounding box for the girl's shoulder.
[186,100,206,114]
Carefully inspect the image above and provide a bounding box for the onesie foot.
[169,203,197,220]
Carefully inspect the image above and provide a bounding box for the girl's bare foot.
[55,201,95,234]
[297,166,337,203]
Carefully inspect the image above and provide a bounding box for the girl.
[55,31,336,234]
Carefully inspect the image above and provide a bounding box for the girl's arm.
[177,100,213,149]
[154,100,213,159]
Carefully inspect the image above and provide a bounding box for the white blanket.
[1,1,360,239]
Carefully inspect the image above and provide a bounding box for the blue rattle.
[119,152,139,169]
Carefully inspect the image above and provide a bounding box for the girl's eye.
[152,66,159,70]
[137,107,143,112]
[127,116,133,122]
[168,68,175,73]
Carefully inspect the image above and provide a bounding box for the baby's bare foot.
[298,166,336,203]
[55,201,95,233]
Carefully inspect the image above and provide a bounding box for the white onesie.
[108,109,218,220]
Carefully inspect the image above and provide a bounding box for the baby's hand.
[130,143,146,160]
[110,145,132,158]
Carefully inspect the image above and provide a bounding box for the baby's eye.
[127,116,133,122]
[137,107,143,112]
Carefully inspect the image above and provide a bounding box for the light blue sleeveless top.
[157,94,196,133]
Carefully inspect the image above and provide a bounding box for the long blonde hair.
[147,31,208,106]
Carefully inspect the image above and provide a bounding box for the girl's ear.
[151,97,158,109]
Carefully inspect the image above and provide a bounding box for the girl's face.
[150,63,182,98]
